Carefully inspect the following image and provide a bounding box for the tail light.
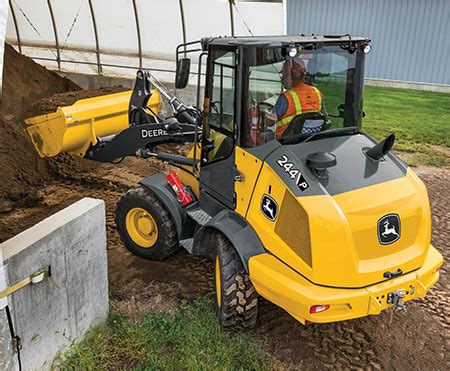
[166,172,193,206]
[310,305,330,314]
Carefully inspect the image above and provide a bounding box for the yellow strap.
[0,267,49,299]
[0,277,32,299]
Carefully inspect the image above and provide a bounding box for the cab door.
[199,48,237,210]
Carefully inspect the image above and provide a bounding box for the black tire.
[214,233,259,330]
[115,185,179,260]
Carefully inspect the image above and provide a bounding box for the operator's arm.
[265,94,288,129]
[274,94,288,121]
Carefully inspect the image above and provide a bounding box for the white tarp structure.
[3,0,284,82]
[0,0,8,96]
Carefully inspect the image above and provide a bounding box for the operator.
[274,58,326,137]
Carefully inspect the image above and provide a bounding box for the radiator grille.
[275,191,312,267]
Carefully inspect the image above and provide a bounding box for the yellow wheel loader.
[25,36,443,330]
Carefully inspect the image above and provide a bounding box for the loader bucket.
[24,90,161,158]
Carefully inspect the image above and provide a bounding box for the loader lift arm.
[85,120,197,164]
[86,70,200,167]
[129,70,198,127]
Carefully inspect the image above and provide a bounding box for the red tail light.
[310,305,330,314]
[432,265,441,273]
[166,172,193,206]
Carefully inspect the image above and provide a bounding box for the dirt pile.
[1,44,79,116]
[0,114,49,211]
[0,44,127,211]
[0,44,79,210]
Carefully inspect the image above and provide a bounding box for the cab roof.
[202,35,370,48]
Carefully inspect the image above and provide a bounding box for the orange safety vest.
[276,83,323,136]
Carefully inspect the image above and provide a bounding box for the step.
[186,205,212,226]
[179,238,194,253]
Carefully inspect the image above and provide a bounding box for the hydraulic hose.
[146,73,197,126]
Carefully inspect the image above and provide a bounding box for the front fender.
[139,173,186,238]
[193,209,265,271]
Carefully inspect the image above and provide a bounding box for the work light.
[362,44,372,54]
[288,47,297,58]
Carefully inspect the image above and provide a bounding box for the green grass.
[363,86,450,166]
[316,81,450,166]
[53,297,272,370]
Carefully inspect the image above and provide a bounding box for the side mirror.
[175,58,191,89]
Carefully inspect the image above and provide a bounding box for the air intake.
[365,134,395,161]
[275,191,312,267]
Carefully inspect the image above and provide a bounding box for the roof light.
[362,44,372,54]
[288,47,298,58]
[310,304,330,314]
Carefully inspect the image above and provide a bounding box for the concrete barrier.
[0,198,108,370]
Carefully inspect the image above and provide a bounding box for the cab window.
[242,46,361,148]
[205,50,236,163]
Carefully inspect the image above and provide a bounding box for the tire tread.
[215,233,259,330]
[115,185,178,260]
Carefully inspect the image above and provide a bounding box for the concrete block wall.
[0,198,108,370]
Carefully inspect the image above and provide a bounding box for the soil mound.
[0,114,49,211]
[0,44,125,211]
[1,44,80,116]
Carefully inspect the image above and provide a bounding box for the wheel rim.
[125,207,158,248]
[215,255,221,307]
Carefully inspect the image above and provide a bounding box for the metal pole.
[229,0,235,37]
[47,0,60,70]
[194,51,208,176]
[8,0,22,53]
[88,0,102,75]
[178,0,187,57]
[132,0,142,69]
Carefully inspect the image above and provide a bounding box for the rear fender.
[140,173,194,239]
[193,210,266,271]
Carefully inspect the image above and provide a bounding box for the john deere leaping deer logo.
[378,214,401,245]
[382,220,399,238]
[261,195,278,222]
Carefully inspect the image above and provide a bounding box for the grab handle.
[383,269,403,279]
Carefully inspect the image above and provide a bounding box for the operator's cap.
[282,58,306,76]
[281,58,306,89]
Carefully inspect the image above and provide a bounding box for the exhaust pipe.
[365,134,395,161]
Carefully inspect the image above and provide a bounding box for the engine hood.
[246,133,431,288]
[264,132,408,197]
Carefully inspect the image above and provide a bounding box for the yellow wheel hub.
[215,256,221,307]
[126,207,158,248]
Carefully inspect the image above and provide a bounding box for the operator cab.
[177,35,369,157]
[176,35,370,208]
